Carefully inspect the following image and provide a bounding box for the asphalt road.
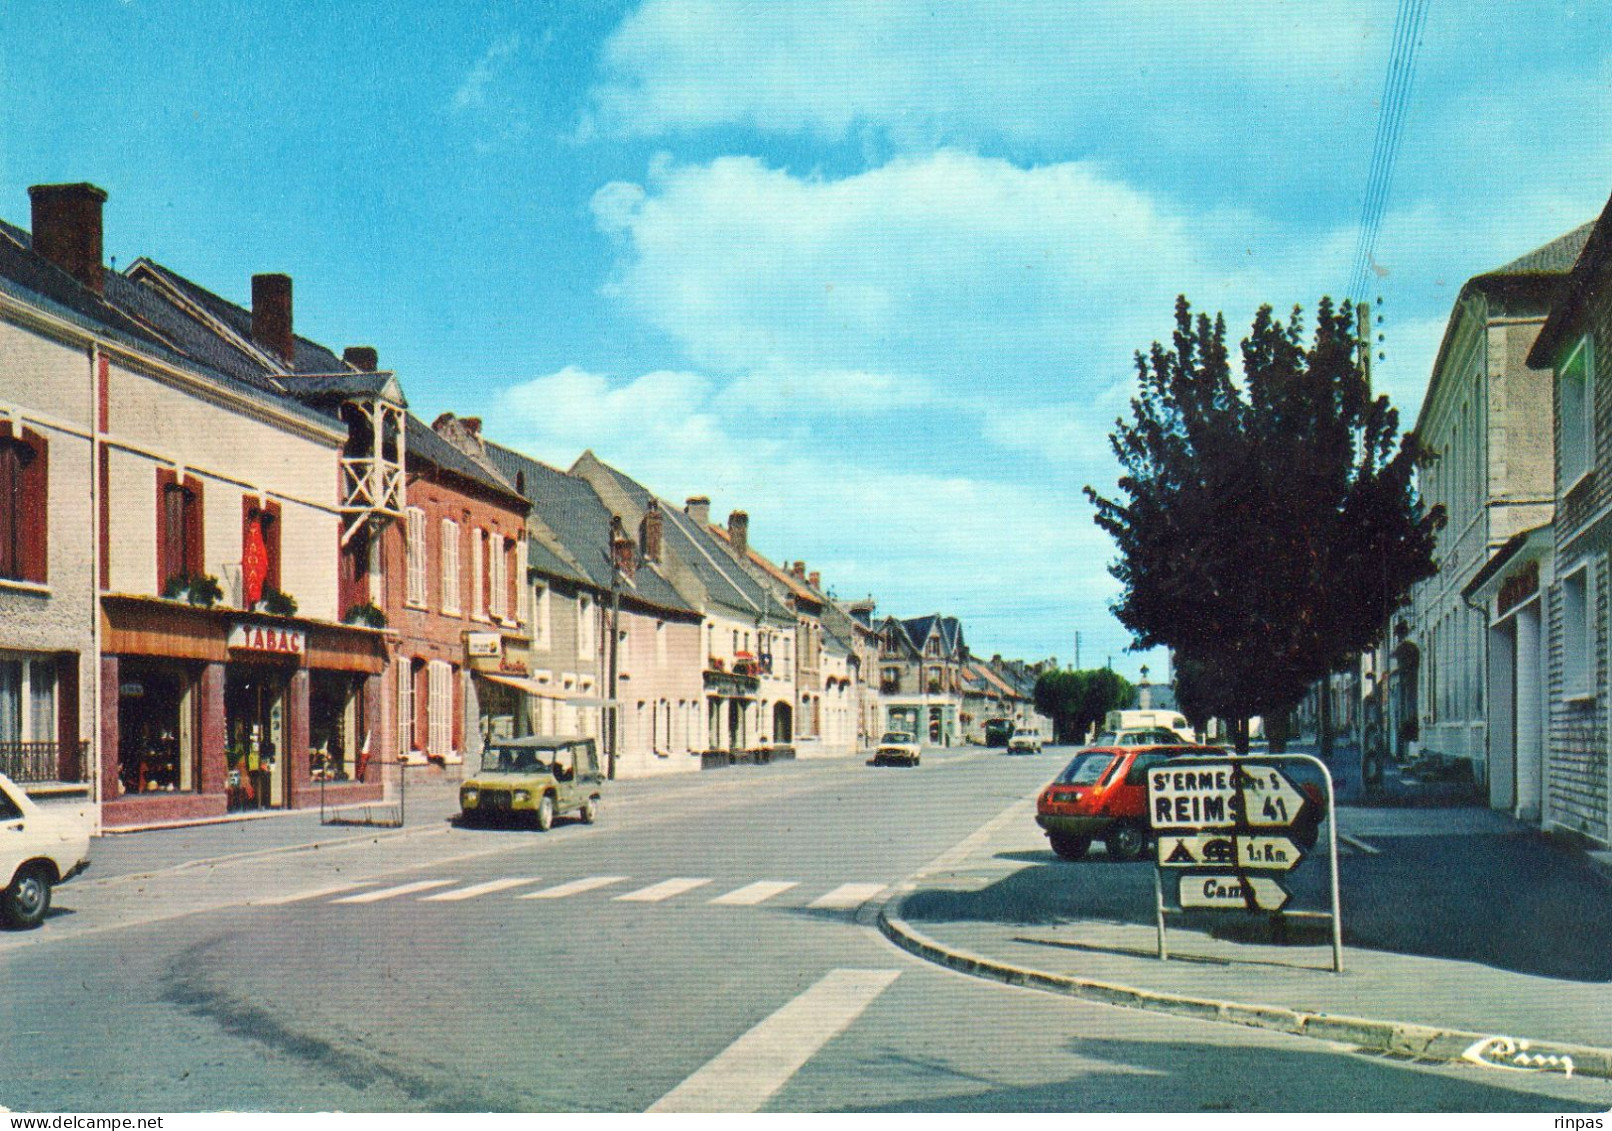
[1,747,1607,1113]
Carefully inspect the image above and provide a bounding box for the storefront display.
[116,660,198,796]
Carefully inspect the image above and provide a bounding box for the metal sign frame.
[1148,753,1343,973]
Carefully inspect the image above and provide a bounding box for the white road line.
[249,881,378,906]
[616,877,712,903]
[648,968,901,1113]
[419,877,542,902]
[518,875,629,900]
[1339,833,1381,855]
[708,881,799,906]
[807,883,886,910]
[330,879,458,904]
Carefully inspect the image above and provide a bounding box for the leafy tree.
[1086,296,1442,753]
[1034,668,1134,744]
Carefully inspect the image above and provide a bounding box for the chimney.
[640,499,664,563]
[432,413,487,458]
[344,345,378,372]
[728,511,749,557]
[251,273,295,365]
[686,496,711,526]
[809,571,820,589]
[610,515,636,581]
[28,183,107,294]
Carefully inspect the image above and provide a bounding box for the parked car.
[1036,744,1324,862]
[459,736,603,830]
[1091,727,1192,748]
[1006,727,1044,754]
[983,718,1014,748]
[0,772,92,929]
[872,730,922,767]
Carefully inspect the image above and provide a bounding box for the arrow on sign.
[1234,836,1304,872]
[1237,765,1308,829]
[1179,872,1289,912]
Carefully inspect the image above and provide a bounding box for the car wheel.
[2,862,52,929]
[581,796,600,825]
[1105,820,1149,862]
[535,793,555,832]
[1048,833,1091,861]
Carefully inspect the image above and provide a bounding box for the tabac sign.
[228,620,306,657]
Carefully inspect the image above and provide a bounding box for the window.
[440,519,461,614]
[405,506,427,608]
[0,655,56,748]
[532,581,551,649]
[157,469,204,590]
[1561,336,1594,489]
[116,659,196,795]
[469,530,485,619]
[578,595,595,659]
[428,660,455,758]
[1563,567,1593,698]
[0,424,46,584]
[397,661,414,757]
[489,535,508,622]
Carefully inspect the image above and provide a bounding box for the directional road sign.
[1156,834,1304,871]
[1178,872,1290,911]
[1147,762,1307,830]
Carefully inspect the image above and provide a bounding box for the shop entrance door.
[226,665,289,810]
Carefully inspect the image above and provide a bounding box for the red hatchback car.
[1036,744,1227,861]
[1037,744,1323,861]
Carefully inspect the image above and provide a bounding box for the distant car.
[459,736,603,830]
[1035,743,1226,861]
[873,730,921,767]
[0,773,91,929]
[983,719,1014,748]
[1036,744,1324,862]
[1006,727,1044,754]
[1091,727,1192,748]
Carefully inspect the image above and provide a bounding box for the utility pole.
[1075,630,1081,671]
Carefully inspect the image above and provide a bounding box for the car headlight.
[461,788,479,805]
[513,789,532,803]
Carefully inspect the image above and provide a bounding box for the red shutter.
[183,475,204,577]
[19,428,46,583]
[264,500,282,592]
[55,654,79,781]
[156,467,178,588]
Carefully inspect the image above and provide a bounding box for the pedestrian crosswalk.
[285,874,889,911]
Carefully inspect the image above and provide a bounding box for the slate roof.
[484,441,695,617]
[0,215,340,436]
[706,525,824,610]
[900,614,965,657]
[1485,222,1595,279]
[1531,191,1612,367]
[586,459,791,626]
[405,415,527,508]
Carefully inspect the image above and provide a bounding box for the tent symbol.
[1165,839,1197,864]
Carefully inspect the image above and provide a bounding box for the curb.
[877,899,1612,1081]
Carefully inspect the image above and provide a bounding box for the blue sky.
[5,1,1611,677]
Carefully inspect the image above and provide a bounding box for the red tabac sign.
[228,620,306,656]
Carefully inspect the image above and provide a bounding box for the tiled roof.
[1485,222,1595,279]
[485,441,694,615]
[706,525,824,608]
[1531,191,1612,367]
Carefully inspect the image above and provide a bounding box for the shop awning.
[477,672,570,701]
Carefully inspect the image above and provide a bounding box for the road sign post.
[1147,753,1342,972]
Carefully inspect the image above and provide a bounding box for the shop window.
[116,660,198,796]
[0,424,47,584]
[310,671,367,782]
[156,469,204,591]
[241,498,282,606]
[226,666,288,810]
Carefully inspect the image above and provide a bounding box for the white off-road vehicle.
[0,772,91,929]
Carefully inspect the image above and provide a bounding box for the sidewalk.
[879,792,1612,1081]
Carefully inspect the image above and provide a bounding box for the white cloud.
[452,34,521,112]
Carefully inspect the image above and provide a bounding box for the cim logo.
[228,621,306,656]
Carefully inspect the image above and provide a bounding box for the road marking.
[1339,833,1380,855]
[709,880,799,906]
[248,881,378,906]
[331,879,458,904]
[808,882,885,909]
[616,877,712,903]
[419,877,542,902]
[518,875,628,900]
[648,968,901,1113]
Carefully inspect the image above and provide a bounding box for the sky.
[4,1,1612,679]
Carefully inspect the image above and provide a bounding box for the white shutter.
[490,538,507,622]
[406,507,427,607]
[472,533,485,620]
[440,520,460,614]
[516,539,530,626]
[397,661,414,758]
[428,661,454,757]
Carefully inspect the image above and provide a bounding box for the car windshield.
[1013,729,1035,737]
[483,746,557,773]
[1093,733,1117,746]
[880,732,915,745]
[1055,752,1117,786]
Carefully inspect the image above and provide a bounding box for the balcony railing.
[0,740,90,784]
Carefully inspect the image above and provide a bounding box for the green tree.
[1034,668,1134,744]
[1086,296,1442,753]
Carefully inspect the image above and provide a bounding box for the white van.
[1103,709,1192,739]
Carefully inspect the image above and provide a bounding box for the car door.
[1113,751,1173,819]
[0,784,27,882]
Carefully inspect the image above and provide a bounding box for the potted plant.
[257,585,298,617]
[162,572,224,608]
[342,601,388,629]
